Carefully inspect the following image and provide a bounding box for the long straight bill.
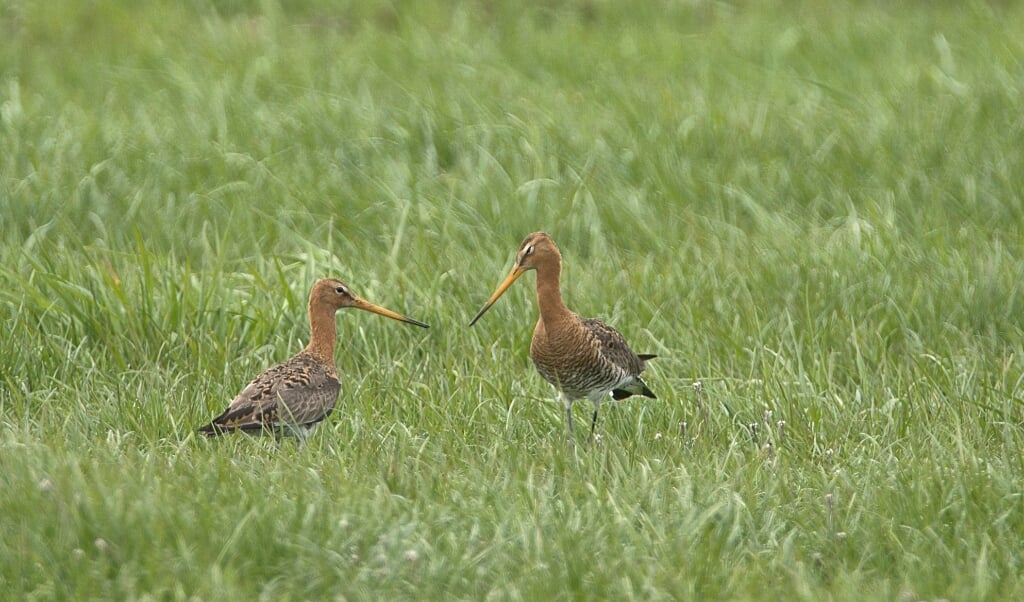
[352,298,429,328]
[469,266,526,326]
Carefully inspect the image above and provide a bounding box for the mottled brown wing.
[581,317,648,376]
[581,317,657,400]
[200,354,341,436]
[271,368,342,427]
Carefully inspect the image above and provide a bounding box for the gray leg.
[561,393,574,436]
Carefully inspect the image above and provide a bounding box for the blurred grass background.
[2,0,1023,599]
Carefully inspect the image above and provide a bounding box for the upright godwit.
[199,278,428,439]
[469,232,656,439]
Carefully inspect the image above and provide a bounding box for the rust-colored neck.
[534,253,572,325]
[304,297,338,363]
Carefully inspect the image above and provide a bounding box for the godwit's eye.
[524,245,535,256]
[335,286,347,295]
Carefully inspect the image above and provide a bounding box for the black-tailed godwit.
[469,232,656,439]
[200,278,428,439]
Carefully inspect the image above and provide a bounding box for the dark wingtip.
[638,354,657,361]
[197,423,225,437]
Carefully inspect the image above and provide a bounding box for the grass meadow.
[2,0,1024,599]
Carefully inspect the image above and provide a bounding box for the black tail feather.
[612,384,657,400]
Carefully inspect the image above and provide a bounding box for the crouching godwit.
[199,278,428,439]
[469,232,656,439]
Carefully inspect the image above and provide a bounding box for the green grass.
[2,0,1024,599]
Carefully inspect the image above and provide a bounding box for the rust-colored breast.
[530,313,642,400]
